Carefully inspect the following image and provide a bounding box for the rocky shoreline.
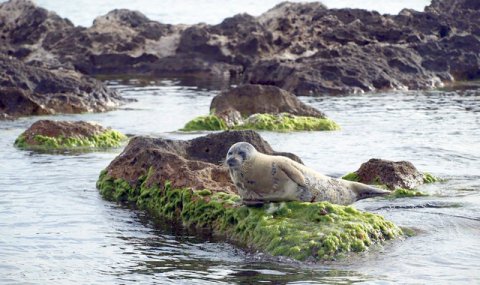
[2,0,479,101]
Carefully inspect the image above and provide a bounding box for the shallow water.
[1,78,479,284]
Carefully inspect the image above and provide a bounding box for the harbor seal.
[226,142,390,205]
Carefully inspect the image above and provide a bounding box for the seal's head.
[226,142,257,170]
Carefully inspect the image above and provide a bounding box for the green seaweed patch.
[181,113,340,132]
[239,113,340,131]
[388,188,428,198]
[14,130,127,151]
[341,172,385,187]
[181,115,228,131]
[13,135,28,149]
[341,172,360,182]
[423,172,442,183]
[97,169,402,262]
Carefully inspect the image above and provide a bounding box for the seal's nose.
[227,158,237,167]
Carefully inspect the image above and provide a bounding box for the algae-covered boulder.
[97,131,402,262]
[182,84,339,132]
[14,120,127,151]
[342,158,441,197]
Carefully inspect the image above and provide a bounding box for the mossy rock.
[181,114,228,131]
[97,169,402,262]
[181,113,340,132]
[14,129,127,151]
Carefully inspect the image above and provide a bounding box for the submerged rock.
[14,120,127,150]
[97,130,402,262]
[0,54,127,119]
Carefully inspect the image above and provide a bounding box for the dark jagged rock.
[2,0,480,95]
[0,54,126,118]
[211,84,325,118]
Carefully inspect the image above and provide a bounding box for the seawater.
[1,77,479,284]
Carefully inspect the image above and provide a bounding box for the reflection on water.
[1,79,480,284]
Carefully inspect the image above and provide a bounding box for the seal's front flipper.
[277,161,306,188]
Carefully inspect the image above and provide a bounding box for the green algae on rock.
[15,130,126,150]
[423,172,442,184]
[180,114,228,131]
[181,113,340,132]
[239,113,340,131]
[97,169,402,262]
[341,172,360,182]
[14,120,127,151]
[389,188,428,198]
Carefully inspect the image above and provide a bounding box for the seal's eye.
[228,151,233,156]
[238,150,246,160]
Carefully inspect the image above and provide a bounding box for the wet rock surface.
[211,84,325,118]
[0,54,126,118]
[354,158,425,190]
[103,130,302,192]
[2,0,480,95]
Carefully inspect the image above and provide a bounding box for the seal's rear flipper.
[242,199,265,207]
[353,183,391,200]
